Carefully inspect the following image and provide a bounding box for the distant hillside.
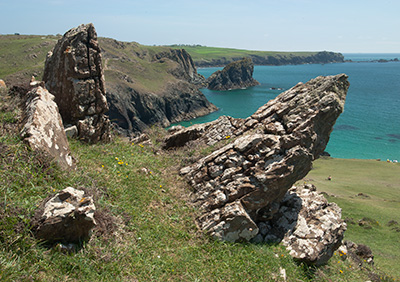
[168,45,344,67]
[0,34,217,133]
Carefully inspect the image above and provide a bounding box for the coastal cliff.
[206,58,260,91]
[100,38,216,134]
[188,50,345,67]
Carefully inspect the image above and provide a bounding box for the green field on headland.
[168,45,344,67]
[168,44,316,61]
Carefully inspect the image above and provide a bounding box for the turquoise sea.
[177,54,400,160]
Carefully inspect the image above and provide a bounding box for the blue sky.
[1,0,399,53]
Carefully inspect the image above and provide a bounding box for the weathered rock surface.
[43,23,111,143]
[20,86,75,170]
[174,74,349,244]
[32,187,96,244]
[260,184,346,265]
[206,57,260,91]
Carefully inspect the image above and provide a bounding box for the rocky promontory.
[100,38,216,134]
[194,51,345,68]
[206,58,260,91]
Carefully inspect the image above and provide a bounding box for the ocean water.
[177,54,400,160]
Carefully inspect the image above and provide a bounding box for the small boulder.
[32,187,96,244]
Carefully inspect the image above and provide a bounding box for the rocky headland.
[98,38,216,134]
[206,58,260,91]
[193,51,345,68]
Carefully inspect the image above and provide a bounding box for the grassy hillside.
[302,158,400,279]
[0,35,179,94]
[0,35,58,81]
[1,89,377,281]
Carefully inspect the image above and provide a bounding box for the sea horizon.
[177,54,400,161]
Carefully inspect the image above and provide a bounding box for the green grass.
[302,157,400,279]
[0,94,373,281]
[0,35,58,79]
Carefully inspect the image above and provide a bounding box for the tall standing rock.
[43,23,111,143]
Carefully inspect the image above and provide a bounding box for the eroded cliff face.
[101,39,216,135]
[206,57,260,91]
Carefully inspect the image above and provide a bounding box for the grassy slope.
[99,38,179,94]
[0,90,371,281]
[302,157,400,279]
[0,35,58,79]
[0,35,318,89]
[0,35,178,94]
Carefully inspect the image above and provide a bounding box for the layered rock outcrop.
[20,86,75,170]
[206,58,260,91]
[168,74,349,254]
[43,23,111,143]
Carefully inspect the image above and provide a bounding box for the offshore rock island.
[206,58,260,91]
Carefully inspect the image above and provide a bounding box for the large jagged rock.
[43,23,111,143]
[32,187,96,244]
[206,57,260,91]
[260,184,346,266]
[20,86,75,170]
[174,74,349,244]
